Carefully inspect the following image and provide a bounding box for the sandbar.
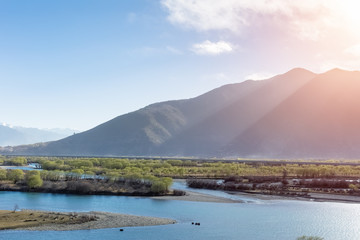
[0,210,175,231]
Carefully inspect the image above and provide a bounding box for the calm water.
[1,164,40,171]
[0,182,360,240]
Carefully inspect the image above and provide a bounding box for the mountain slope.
[4,74,267,156]
[223,69,360,158]
[158,68,316,156]
[4,68,360,158]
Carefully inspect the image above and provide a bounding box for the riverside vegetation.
[0,156,176,196]
[2,156,360,198]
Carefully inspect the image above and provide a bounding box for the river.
[0,181,360,240]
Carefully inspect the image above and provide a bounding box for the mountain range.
[0,124,75,147]
[2,68,360,159]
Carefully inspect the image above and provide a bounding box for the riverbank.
[164,188,360,204]
[224,190,360,204]
[186,178,360,204]
[152,190,243,203]
[0,210,175,231]
[0,179,171,197]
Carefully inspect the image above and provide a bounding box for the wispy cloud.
[191,40,234,55]
[129,46,159,57]
[166,46,183,55]
[161,0,354,41]
[126,12,137,23]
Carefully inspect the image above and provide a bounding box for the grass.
[0,210,96,230]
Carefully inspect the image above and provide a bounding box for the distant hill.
[0,124,75,147]
[0,125,24,146]
[2,68,360,158]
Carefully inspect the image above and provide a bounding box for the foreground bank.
[0,210,175,231]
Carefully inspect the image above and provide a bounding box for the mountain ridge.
[2,68,360,159]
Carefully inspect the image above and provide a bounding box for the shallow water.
[0,182,360,240]
[172,180,262,203]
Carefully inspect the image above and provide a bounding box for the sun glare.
[339,1,360,27]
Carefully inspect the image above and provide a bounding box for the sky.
[1,0,360,131]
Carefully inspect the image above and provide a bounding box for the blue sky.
[1,0,360,131]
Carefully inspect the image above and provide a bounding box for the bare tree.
[13,204,19,213]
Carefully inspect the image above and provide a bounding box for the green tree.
[8,157,27,166]
[67,169,84,180]
[0,169,7,180]
[42,161,58,170]
[162,177,173,191]
[27,175,43,188]
[71,169,84,175]
[151,180,167,194]
[25,170,40,179]
[7,169,24,183]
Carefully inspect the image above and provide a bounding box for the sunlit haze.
[1,0,360,131]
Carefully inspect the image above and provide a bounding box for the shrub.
[173,189,186,196]
[349,184,359,191]
[66,181,94,194]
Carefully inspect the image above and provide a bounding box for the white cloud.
[191,40,234,55]
[162,0,247,33]
[161,0,360,72]
[161,0,351,41]
[1,122,13,128]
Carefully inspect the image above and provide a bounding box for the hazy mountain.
[222,68,360,158]
[0,125,24,146]
[159,68,316,156]
[3,68,360,159]
[0,124,75,147]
